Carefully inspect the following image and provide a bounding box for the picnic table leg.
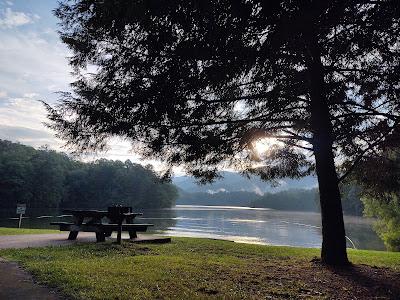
[96,232,106,242]
[68,216,84,240]
[68,231,79,240]
[126,215,137,239]
[116,217,123,244]
[129,231,137,239]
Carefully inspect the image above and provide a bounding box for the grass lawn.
[1,237,399,299]
[0,227,59,235]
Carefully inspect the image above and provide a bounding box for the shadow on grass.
[310,260,400,299]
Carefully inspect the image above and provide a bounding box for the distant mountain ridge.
[173,171,317,195]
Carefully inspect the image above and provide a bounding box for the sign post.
[16,204,26,228]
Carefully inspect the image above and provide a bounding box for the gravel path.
[0,233,170,249]
[0,232,96,249]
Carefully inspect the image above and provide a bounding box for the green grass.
[0,227,59,235]
[347,247,400,268]
[0,237,399,299]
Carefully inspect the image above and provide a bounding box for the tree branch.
[337,129,394,182]
[280,140,314,151]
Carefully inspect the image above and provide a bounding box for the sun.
[252,137,282,157]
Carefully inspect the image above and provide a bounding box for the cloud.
[23,92,39,98]
[0,124,57,148]
[0,30,72,101]
[0,97,50,130]
[0,124,52,139]
[0,95,60,148]
[0,7,34,28]
[0,96,64,149]
[0,90,6,98]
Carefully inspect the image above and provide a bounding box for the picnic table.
[50,207,153,244]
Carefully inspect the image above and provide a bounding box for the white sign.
[16,203,26,215]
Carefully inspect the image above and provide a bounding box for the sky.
[0,0,159,167]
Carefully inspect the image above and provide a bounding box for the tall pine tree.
[47,0,400,265]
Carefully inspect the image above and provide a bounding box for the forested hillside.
[250,189,320,212]
[177,185,364,216]
[0,140,178,211]
[177,189,320,212]
[174,172,317,194]
[177,190,260,207]
[176,189,319,211]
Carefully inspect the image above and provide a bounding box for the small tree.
[363,193,400,251]
[353,149,400,251]
[47,0,399,265]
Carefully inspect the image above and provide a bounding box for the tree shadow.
[327,263,400,299]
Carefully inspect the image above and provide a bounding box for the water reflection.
[143,206,384,250]
[0,205,385,251]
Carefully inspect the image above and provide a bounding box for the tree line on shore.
[0,140,178,212]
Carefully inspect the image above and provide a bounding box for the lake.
[0,205,385,250]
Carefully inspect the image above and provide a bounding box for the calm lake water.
[0,205,385,251]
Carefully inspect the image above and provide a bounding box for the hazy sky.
[0,0,159,166]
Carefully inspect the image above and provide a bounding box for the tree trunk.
[307,33,349,266]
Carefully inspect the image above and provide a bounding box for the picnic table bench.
[51,207,153,243]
